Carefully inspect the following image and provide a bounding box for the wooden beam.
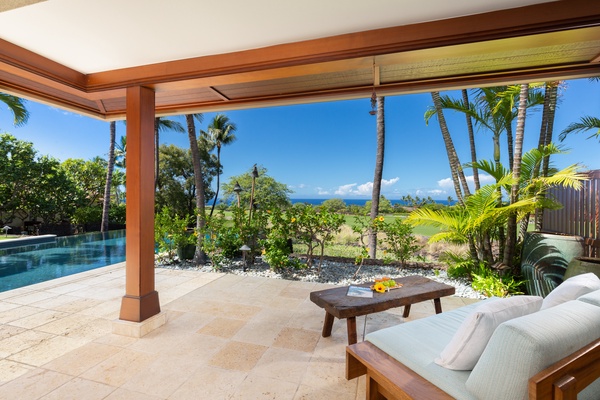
[86,0,600,91]
[119,85,160,323]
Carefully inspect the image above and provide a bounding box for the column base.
[112,311,167,338]
[119,290,161,322]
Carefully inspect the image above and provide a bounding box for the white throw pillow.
[541,272,600,310]
[435,296,543,370]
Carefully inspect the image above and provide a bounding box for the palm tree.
[368,96,385,259]
[425,91,470,205]
[185,113,207,265]
[114,135,127,169]
[101,121,117,233]
[155,117,185,190]
[202,114,237,217]
[0,93,29,127]
[503,83,529,269]
[559,116,600,142]
[462,89,480,191]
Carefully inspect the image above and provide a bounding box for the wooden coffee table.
[309,275,455,345]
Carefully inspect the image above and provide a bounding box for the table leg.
[434,298,443,314]
[347,316,358,345]
[403,304,411,318]
[322,311,335,337]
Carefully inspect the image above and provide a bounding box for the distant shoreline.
[290,198,452,206]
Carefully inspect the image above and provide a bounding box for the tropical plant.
[559,116,600,142]
[407,153,586,267]
[377,217,421,268]
[154,207,194,262]
[101,121,116,232]
[154,117,185,190]
[222,166,293,210]
[289,204,345,271]
[185,113,207,264]
[0,92,29,127]
[202,113,237,217]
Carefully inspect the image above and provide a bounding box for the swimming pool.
[0,230,126,292]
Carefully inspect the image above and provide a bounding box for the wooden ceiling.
[1,0,600,120]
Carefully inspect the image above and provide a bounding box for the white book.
[347,285,373,298]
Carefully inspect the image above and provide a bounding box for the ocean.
[290,198,451,206]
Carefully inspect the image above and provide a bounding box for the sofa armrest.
[529,338,600,400]
[346,341,454,399]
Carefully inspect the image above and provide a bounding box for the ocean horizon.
[290,198,451,206]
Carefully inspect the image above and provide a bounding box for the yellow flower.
[373,282,386,293]
[261,248,266,255]
[378,216,384,222]
[291,217,296,223]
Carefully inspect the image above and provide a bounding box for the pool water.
[0,230,126,292]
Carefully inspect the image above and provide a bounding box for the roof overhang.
[1,0,600,120]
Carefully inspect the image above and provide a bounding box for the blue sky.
[1,78,598,200]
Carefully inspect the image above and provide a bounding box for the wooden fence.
[542,170,600,257]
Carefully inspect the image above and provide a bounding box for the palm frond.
[559,116,600,142]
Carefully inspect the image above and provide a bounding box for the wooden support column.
[119,86,160,322]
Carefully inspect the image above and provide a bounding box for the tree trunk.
[431,92,465,205]
[209,145,221,218]
[154,117,160,190]
[536,82,559,230]
[368,96,385,260]
[504,84,529,270]
[101,121,116,233]
[186,114,207,265]
[462,89,480,191]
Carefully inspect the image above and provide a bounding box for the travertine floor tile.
[273,327,320,353]
[103,387,164,400]
[169,366,246,400]
[121,354,203,398]
[80,348,157,387]
[229,374,299,400]
[294,383,357,400]
[196,317,246,338]
[39,376,116,400]
[0,329,54,358]
[8,335,84,367]
[42,342,122,376]
[9,309,70,329]
[0,359,36,383]
[0,305,44,324]
[0,368,72,400]
[252,347,311,384]
[209,341,267,372]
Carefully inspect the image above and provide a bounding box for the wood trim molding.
[85,0,600,91]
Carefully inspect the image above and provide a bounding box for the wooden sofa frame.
[346,338,600,400]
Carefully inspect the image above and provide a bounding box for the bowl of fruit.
[371,277,403,293]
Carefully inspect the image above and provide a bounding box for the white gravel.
[157,256,485,300]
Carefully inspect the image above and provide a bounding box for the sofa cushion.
[541,272,600,310]
[466,300,600,400]
[366,299,494,400]
[577,289,600,307]
[435,296,542,371]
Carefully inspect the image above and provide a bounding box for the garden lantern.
[240,244,251,271]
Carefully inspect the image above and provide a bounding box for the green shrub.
[471,265,524,297]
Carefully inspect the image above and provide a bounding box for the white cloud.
[428,189,445,196]
[382,177,400,186]
[437,177,454,189]
[334,177,400,196]
[334,183,357,196]
[438,174,494,190]
[316,187,330,195]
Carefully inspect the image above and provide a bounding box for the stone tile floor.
[0,263,479,399]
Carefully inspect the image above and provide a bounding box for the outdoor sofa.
[346,273,600,399]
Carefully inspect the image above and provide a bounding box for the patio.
[0,264,477,399]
